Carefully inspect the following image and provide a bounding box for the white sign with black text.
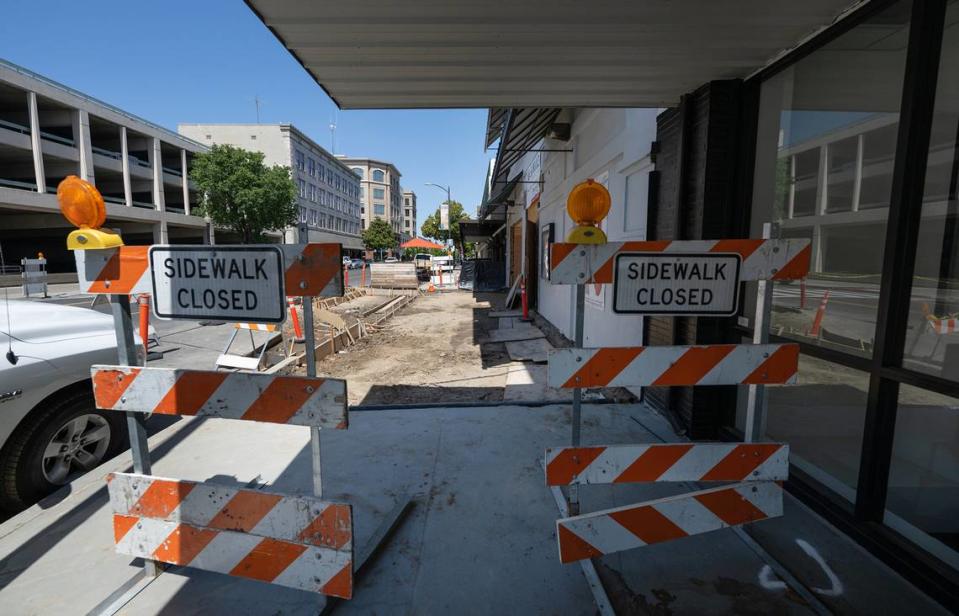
[149,246,286,322]
[612,253,741,315]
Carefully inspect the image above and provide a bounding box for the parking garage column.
[153,221,169,244]
[73,109,95,185]
[120,126,133,207]
[149,137,165,212]
[27,91,45,193]
[180,148,190,216]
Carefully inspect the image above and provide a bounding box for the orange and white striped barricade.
[91,366,348,429]
[547,343,799,389]
[216,322,282,371]
[556,481,783,563]
[74,243,344,299]
[546,443,788,563]
[921,303,959,335]
[107,473,353,598]
[544,442,789,486]
[548,239,811,285]
[92,366,354,597]
[75,245,152,295]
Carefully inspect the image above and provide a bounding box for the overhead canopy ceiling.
[245,0,857,109]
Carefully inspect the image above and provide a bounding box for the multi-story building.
[402,190,417,240]
[177,124,363,252]
[0,59,209,273]
[339,157,403,237]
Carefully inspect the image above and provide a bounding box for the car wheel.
[0,388,128,513]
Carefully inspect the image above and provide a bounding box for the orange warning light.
[565,179,610,244]
[57,175,122,249]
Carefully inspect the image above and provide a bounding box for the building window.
[372,169,385,182]
[738,0,959,577]
[374,204,385,216]
[373,188,385,200]
[352,167,363,178]
[298,179,306,199]
[308,158,315,177]
[295,150,305,171]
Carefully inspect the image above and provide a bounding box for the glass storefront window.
[738,353,868,501]
[884,384,959,569]
[901,1,959,381]
[749,1,912,359]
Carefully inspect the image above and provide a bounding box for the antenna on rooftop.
[254,95,263,124]
[329,110,337,155]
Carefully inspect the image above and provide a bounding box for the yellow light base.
[565,225,608,245]
[67,228,124,250]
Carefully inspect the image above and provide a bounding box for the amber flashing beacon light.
[565,178,611,244]
[57,175,123,249]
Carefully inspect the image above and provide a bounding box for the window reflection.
[743,354,868,501]
[885,384,959,569]
[750,2,911,359]
[902,1,959,381]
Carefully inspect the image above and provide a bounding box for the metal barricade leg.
[109,294,159,578]
[569,284,586,516]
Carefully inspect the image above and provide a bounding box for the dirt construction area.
[311,291,516,406]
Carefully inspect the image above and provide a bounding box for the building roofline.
[1,58,205,150]
[337,157,402,175]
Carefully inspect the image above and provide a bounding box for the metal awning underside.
[479,174,521,222]
[459,220,504,243]
[244,0,857,109]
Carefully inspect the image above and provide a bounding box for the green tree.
[421,200,472,256]
[362,218,397,254]
[189,144,298,243]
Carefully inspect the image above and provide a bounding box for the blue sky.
[0,0,491,228]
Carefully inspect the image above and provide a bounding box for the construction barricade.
[541,180,810,612]
[68,236,388,602]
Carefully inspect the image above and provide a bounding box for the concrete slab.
[505,338,554,363]
[485,327,546,343]
[488,310,523,318]
[504,363,574,402]
[0,404,946,615]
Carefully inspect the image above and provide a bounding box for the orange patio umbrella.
[400,237,445,250]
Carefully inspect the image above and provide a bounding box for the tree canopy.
[189,144,298,243]
[421,200,472,255]
[362,218,397,251]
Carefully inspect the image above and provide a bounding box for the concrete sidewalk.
[0,402,946,615]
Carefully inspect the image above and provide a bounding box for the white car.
[0,299,138,512]
[384,257,399,263]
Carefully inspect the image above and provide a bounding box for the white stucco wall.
[533,108,660,347]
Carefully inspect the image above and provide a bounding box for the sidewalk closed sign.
[149,246,286,322]
[612,253,741,315]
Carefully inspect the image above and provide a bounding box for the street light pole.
[425,181,453,250]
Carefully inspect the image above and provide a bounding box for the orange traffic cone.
[427,282,436,293]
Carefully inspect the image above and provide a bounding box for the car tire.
[0,388,128,513]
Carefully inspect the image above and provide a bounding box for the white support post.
[120,126,133,207]
[74,109,95,184]
[181,149,190,216]
[852,134,864,212]
[817,144,829,215]
[744,223,775,442]
[27,92,45,193]
[150,137,165,212]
